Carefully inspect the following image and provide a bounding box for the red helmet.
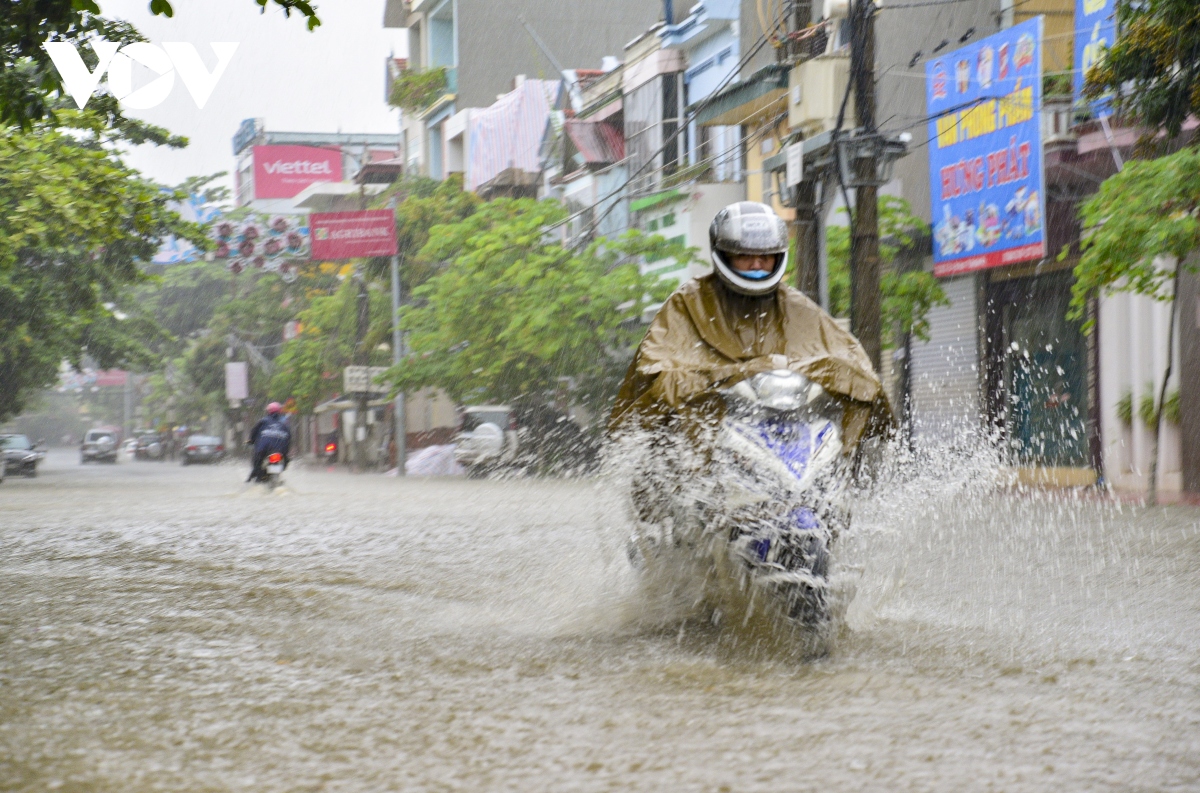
[266,402,283,414]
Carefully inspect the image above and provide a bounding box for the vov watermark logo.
[43,41,238,110]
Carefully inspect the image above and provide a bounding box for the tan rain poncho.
[610,274,893,452]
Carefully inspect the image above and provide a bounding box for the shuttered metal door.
[909,274,980,439]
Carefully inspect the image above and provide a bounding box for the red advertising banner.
[310,210,398,259]
[253,145,342,199]
[94,370,129,387]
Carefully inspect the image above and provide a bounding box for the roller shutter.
[909,274,981,439]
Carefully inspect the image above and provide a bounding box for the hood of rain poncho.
[610,274,893,451]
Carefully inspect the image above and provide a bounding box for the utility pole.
[352,275,370,470]
[786,0,822,306]
[389,239,407,477]
[849,0,882,373]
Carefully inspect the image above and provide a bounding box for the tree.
[1074,0,1200,502]
[1085,0,1200,142]
[383,198,691,415]
[825,195,949,346]
[269,276,394,413]
[364,174,480,291]
[1067,147,1200,503]
[1,0,320,129]
[0,114,203,422]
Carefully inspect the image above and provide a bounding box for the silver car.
[81,429,120,463]
[181,435,226,465]
[453,406,519,476]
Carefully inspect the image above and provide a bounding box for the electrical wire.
[546,4,790,241]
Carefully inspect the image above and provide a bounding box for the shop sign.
[343,366,389,394]
[926,17,1045,277]
[310,210,398,260]
[253,145,342,199]
[1074,0,1116,116]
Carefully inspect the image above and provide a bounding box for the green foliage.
[388,67,449,113]
[383,198,692,413]
[1085,0,1200,141]
[825,195,948,344]
[1138,386,1182,426]
[1,0,319,129]
[363,175,481,290]
[1138,386,1158,427]
[1164,388,1180,425]
[269,277,394,413]
[1116,390,1133,424]
[1067,147,1200,331]
[0,120,201,421]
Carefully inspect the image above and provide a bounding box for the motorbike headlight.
[749,370,823,411]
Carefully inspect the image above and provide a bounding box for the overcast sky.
[104,0,407,192]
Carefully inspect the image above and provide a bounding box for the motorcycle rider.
[247,402,292,483]
[610,201,891,450]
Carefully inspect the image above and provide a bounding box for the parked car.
[453,405,519,476]
[0,434,44,477]
[81,428,120,463]
[181,435,225,465]
[134,433,164,461]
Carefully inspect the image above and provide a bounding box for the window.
[647,218,659,231]
[662,213,676,228]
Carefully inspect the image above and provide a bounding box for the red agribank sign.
[253,145,342,199]
[310,210,398,259]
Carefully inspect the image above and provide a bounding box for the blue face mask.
[738,268,774,280]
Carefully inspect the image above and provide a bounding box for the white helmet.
[709,201,789,296]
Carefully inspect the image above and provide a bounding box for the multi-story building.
[231,119,401,213]
[383,0,663,180]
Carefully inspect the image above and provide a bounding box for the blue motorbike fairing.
[733,415,833,482]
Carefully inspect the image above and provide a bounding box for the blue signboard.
[1074,0,1116,115]
[926,16,1045,277]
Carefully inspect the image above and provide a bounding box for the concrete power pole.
[390,248,407,476]
[352,275,370,470]
[849,0,883,373]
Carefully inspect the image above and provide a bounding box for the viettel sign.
[253,145,342,199]
[310,210,398,260]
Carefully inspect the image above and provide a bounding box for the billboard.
[310,211,397,259]
[926,17,1045,277]
[1074,0,1116,115]
[210,213,310,278]
[253,145,342,199]
[152,192,223,265]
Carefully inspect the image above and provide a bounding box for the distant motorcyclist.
[610,201,891,453]
[247,402,292,483]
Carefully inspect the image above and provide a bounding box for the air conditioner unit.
[789,54,853,135]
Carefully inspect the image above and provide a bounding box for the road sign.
[343,365,389,394]
[225,362,248,400]
[786,142,804,187]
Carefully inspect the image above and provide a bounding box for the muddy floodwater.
[2,449,1199,791]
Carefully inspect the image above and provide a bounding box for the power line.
[546,4,789,240]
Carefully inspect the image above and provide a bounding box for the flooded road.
[2,449,1199,791]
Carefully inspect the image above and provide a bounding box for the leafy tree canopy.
[825,195,948,344]
[0,116,203,421]
[1,0,319,129]
[1067,146,1200,330]
[1085,0,1200,141]
[383,198,691,414]
[269,276,394,414]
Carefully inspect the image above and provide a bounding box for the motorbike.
[627,369,851,627]
[264,451,286,489]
